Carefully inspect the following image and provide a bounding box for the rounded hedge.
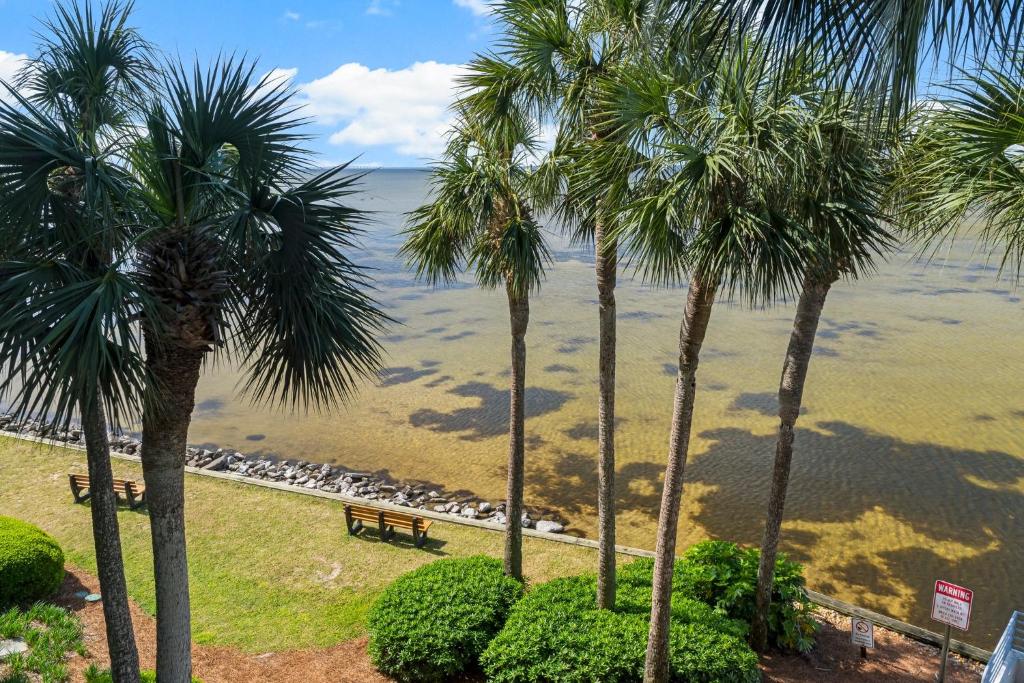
[481,561,760,683]
[367,555,524,683]
[0,516,65,606]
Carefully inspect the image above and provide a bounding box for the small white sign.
[931,580,973,631]
[851,617,874,648]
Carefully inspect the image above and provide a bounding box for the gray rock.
[478,502,492,513]
[202,455,228,471]
[460,507,479,519]
[0,638,28,659]
[535,520,565,534]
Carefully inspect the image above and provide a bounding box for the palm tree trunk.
[81,394,141,683]
[751,271,835,652]
[140,338,204,683]
[595,221,617,609]
[643,274,718,683]
[504,285,530,580]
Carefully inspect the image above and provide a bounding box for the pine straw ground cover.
[0,436,986,682]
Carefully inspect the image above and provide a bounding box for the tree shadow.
[527,449,667,522]
[683,420,1024,645]
[687,420,1023,549]
[377,364,438,387]
[408,381,574,441]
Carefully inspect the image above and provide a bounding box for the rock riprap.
[0,414,569,533]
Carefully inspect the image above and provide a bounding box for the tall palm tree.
[750,92,894,652]
[597,43,814,682]
[128,59,389,682]
[896,54,1024,280]
[402,107,549,581]
[468,0,664,608]
[0,4,150,680]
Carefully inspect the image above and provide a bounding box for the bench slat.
[347,509,430,529]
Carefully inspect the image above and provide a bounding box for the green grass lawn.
[0,436,600,653]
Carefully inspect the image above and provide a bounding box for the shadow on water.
[684,420,1024,647]
[409,381,574,441]
[516,416,1022,646]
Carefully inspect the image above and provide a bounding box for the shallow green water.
[190,169,1024,648]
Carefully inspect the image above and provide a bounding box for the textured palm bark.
[595,221,618,610]
[644,275,718,683]
[751,271,835,652]
[141,339,204,683]
[81,395,141,683]
[503,286,530,580]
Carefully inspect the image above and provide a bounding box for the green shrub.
[0,602,84,682]
[481,563,760,683]
[0,516,65,606]
[84,666,203,683]
[675,540,817,652]
[367,556,524,682]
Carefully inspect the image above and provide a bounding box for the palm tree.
[596,43,815,682]
[896,54,1024,280]
[128,59,389,681]
[402,106,549,581]
[469,0,665,608]
[673,0,1024,123]
[0,4,150,680]
[750,92,894,652]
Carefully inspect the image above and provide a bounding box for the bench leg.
[414,520,429,549]
[345,507,363,536]
[412,518,419,546]
[69,476,90,504]
[128,490,146,511]
[377,512,393,541]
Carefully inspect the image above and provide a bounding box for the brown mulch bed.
[760,608,983,682]
[55,566,983,682]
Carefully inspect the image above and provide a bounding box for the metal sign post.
[930,580,973,683]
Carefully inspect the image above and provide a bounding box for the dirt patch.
[55,566,983,682]
[761,608,983,682]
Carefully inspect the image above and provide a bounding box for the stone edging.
[1,430,994,663]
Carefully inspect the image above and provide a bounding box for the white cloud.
[366,0,400,16]
[283,10,300,21]
[298,61,467,158]
[453,0,492,16]
[0,50,27,102]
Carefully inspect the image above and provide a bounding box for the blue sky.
[0,0,499,166]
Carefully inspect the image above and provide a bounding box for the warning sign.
[851,617,874,648]
[931,580,973,631]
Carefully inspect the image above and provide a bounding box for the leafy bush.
[0,602,84,682]
[367,556,524,682]
[84,666,203,683]
[0,516,65,606]
[675,540,817,652]
[481,563,760,683]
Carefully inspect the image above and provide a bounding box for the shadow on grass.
[346,527,449,557]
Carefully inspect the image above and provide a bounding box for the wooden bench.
[344,503,432,548]
[69,474,146,510]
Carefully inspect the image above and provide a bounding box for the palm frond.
[232,165,390,410]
